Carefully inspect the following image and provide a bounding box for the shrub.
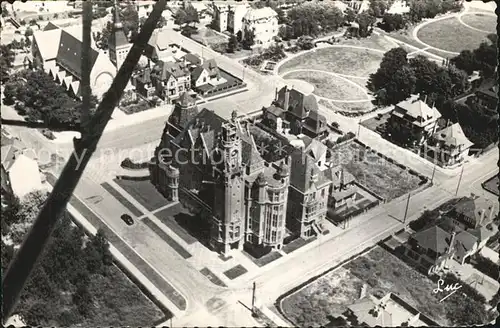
[41,129,56,140]
[120,158,149,170]
[471,254,499,280]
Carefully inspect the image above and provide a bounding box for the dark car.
[121,214,134,226]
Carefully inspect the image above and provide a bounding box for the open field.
[417,17,492,53]
[330,101,373,113]
[328,141,422,200]
[282,71,367,101]
[460,13,496,33]
[278,47,383,78]
[338,34,396,52]
[280,267,365,327]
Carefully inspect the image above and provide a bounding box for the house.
[450,196,498,230]
[149,60,191,104]
[132,0,156,19]
[133,68,156,99]
[262,85,328,139]
[466,78,498,112]
[190,59,221,89]
[387,94,442,147]
[1,135,43,199]
[424,123,473,168]
[145,29,186,63]
[212,3,250,34]
[28,14,129,99]
[287,138,355,238]
[151,108,290,254]
[404,225,456,275]
[345,293,431,327]
[242,7,279,47]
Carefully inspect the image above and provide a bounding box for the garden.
[328,140,422,201]
[280,267,366,327]
[416,16,493,53]
[281,71,368,101]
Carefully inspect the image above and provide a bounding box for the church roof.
[56,30,99,80]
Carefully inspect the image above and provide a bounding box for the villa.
[423,123,473,168]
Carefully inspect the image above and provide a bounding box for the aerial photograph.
[0,0,498,327]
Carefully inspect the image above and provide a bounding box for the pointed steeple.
[108,0,130,69]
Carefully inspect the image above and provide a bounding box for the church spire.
[108,0,131,69]
[113,0,123,30]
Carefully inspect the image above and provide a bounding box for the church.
[27,3,132,99]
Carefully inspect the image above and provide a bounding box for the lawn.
[483,175,499,196]
[154,204,198,245]
[114,179,170,212]
[282,71,368,101]
[101,182,143,217]
[328,140,422,200]
[460,13,496,33]
[242,249,283,267]
[417,17,492,53]
[344,246,493,326]
[280,267,365,327]
[282,236,316,254]
[142,217,192,259]
[223,264,248,280]
[278,47,383,78]
[339,34,396,52]
[330,101,373,113]
[200,267,227,287]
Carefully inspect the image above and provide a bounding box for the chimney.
[284,86,290,111]
[275,87,278,101]
[478,209,486,228]
[488,203,496,223]
[447,231,457,255]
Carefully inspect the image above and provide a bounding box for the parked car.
[121,214,134,226]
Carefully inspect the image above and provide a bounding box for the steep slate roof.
[57,30,99,79]
[169,92,200,130]
[43,22,60,31]
[290,149,332,193]
[108,7,129,49]
[153,60,190,81]
[434,123,473,149]
[243,7,277,21]
[411,225,452,254]
[203,59,219,77]
[182,53,202,66]
[454,197,498,225]
[470,225,496,242]
[276,86,319,120]
[395,95,442,122]
[135,68,152,84]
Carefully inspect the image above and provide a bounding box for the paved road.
[3,27,499,327]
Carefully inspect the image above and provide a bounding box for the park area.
[282,71,368,101]
[416,16,494,53]
[328,140,423,201]
[460,12,496,33]
[278,46,384,78]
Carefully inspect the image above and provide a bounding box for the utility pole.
[357,120,361,138]
[81,0,93,136]
[170,317,172,328]
[403,193,411,224]
[455,164,465,196]
[251,281,256,316]
[431,163,437,184]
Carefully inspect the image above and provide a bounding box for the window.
[179,85,184,92]
[272,213,278,226]
[170,81,175,87]
[321,188,325,197]
[271,231,277,241]
[203,77,207,83]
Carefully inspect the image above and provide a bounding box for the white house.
[242,7,279,48]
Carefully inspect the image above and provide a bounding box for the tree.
[369,0,389,18]
[25,27,34,37]
[344,7,356,23]
[174,7,189,26]
[356,12,376,37]
[473,41,497,78]
[296,35,314,50]
[368,47,409,95]
[380,13,406,32]
[97,21,112,50]
[450,49,477,75]
[447,295,489,325]
[119,2,139,39]
[24,35,31,49]
[184,4,199,27]
[227,34,238,53]
[242,29,255,49]
[409,55,439,95]
[0,45,15,82]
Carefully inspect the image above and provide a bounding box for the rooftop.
[411,225,452,254]
[243,7,278,21]
[433,123,473,149]
[394,94,442,123]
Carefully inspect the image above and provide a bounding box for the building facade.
[242,7,279,47]
[423,123,473,168]
[387,94,442,147]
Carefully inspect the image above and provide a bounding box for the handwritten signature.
[432,279,462,302]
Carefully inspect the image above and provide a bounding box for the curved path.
[412,14,462,55]
[281,69,373,103]
[457,11,496,34]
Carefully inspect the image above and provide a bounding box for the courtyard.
[328,140,423,201]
